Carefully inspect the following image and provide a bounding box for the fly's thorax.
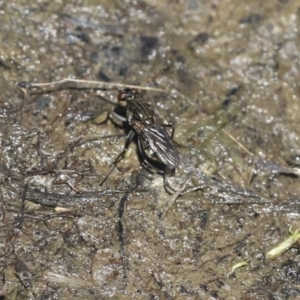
[126,100,153,124]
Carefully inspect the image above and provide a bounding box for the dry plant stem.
[18,78,166,92]
[118,193,129,288]
[222,129,257,186]
[222,129,254,157]
[159,173,192,218]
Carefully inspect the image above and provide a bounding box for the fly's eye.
[117,88,138,102]
[117,91,127,102]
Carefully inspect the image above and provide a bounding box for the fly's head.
[117,88,138,103]
[118,88,152,125]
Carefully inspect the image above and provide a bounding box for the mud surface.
[1,1,300,299]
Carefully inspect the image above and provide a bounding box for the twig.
[17,78,166,93]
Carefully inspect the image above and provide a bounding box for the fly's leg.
[137,139,163,173]
[162,123,175,139]
[163,169,177,195]
[99,130,135,186]
[163,123,188,150]
[163,123,185,149]
[137,139,177,194]
[97,107,130,186]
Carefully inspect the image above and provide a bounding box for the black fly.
[16,80,178,192]
[100,88,179,193]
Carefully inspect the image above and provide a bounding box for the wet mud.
[1,1,300,299]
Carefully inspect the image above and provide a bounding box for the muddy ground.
[1,1,300,299]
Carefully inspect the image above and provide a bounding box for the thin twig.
[118,193,129,288]
[159,173,192,218]
[222,129,254,157]
[17,184,28,229]
[17,78,166,93]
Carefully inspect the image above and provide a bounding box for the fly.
[100,88,179,193]
[17,80,179,193]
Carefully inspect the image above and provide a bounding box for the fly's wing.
[141,124,179,170]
